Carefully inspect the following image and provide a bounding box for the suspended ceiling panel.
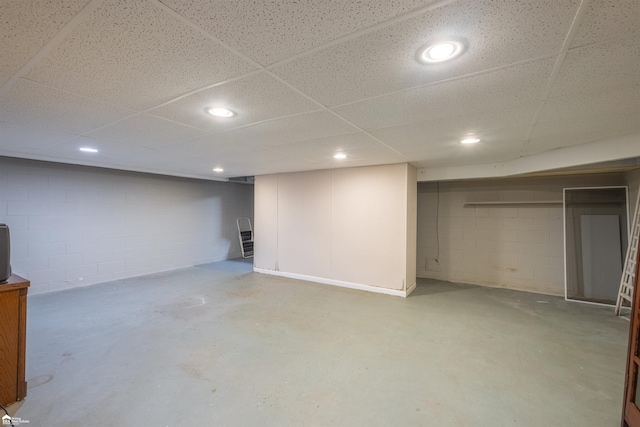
[0,78,133,134]
[147,72,321,132]
[269,0,580,107]
[159,0,443,66]
[0,0,91,86]
[571,0,639,48]
[0,0,638,180]
[24,0,258,110]
[333,57,555,130]
[197,111,361,148]
[266,132,406,163]
[85,113,206,150]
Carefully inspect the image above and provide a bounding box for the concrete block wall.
[417,173,626,296]
[626,169,640,217]
[0,157,253,294]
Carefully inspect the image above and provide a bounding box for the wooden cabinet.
[0,275,29,407]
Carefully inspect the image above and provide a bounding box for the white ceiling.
[0,0,638,180]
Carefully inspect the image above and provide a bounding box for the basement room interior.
[0,1,639,426]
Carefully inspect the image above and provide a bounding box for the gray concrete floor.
[17,259,629,426]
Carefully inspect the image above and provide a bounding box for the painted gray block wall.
[626,168,640,216]
[416,173,626,296]
[0,157,253,294]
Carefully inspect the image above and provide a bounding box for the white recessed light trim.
[79,147,98,153]
[212,167,224,173]
[418,40,466,63]
[207,107,236,118]
[460,136,480,144]
[333,152,347,159]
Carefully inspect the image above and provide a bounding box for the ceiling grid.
[0,0,637,180]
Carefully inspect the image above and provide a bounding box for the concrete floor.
[17,259,629,426]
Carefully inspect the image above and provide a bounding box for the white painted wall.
[254,163,416,295]
[0,157,254,294]
[417,173,625,296]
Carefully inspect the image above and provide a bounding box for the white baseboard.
[253,268,412,297]
[406,281,417,296]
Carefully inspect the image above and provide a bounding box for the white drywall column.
[254,163,417,297]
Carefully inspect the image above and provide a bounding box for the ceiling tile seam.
[521,0,593,155]
[152,0,265,70]
[324,111,410,159]
[83,70,265,135]
[329,53,562,111]
[161,107,328,138]
[0,0,107,99]
[522,53,568,147]
[155,0,330,111]
[141,70,264,115]
[0,151,229,182]
[37,70,265,139]
[152,0,409,159]
[263,0,464,69]
[568,32,640,51]
[250,71,411,159]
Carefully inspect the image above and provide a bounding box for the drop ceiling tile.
[0,121,74,153]
[370,104,537,149]
[406,125,529,168]
[539,84,640,123]
[148,72,321,132]
[525,109,640,155]
[0,79,134,134]
[311,156,410,171]
[271,0,579,106]
[35,136,158,167]
[85,114,205,149]
[571,0,639,48]
[220,152,319,176]
[160,0,441,66]
[333,58,554,130]
[25,0,257,111]
[0,0,90,86]
[265,132,406,163]
[134,138,316,178]
[197,111,361,148]
[551,36,640,97]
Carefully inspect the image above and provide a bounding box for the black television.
[0,224,11,283]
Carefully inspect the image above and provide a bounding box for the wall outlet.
[426,258,440,271]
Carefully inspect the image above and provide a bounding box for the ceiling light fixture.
[79,147,98,153]
[207,107,236,118]
[212,167,224,173]
[419,40,465,63]
[333,152,347,159]
[460,136,480,145]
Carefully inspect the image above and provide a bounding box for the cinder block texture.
[417,173,630,296]
[0,157,253,294]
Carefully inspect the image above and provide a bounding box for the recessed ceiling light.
[333,152,347,159]
[460,136,480,144]
[79,147,98,153]
[207,107,236,118]
[419,40,465,63]
[212,167,224,173]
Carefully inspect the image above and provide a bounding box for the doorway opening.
[564,186,629,305]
